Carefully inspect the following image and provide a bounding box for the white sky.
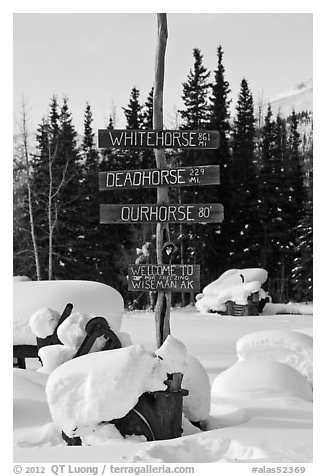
[13,12,312,134]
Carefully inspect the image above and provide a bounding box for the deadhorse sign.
[99,165,220,190]
[98,129,219,149]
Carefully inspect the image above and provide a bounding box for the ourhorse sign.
[100,203,224,224]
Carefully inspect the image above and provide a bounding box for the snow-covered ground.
[13,304,313,464]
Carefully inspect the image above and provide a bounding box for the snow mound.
[195,268,268,313]
[115,331,133,348]
[45,345,167,438]
[56,312,91,349]
[14,422,63,448]
[211,360,313,402]
[128,436,273,463]
[29,308,61,339]
[203,268,267,295]
[79,422,124,446]
[37,345,76,374]
[205,400,248,429]
[13,370,52,431]
[181,417,203,436]
[182,354,211,422]
[262,302,313,315]
[195,293,227,314]
[13,369,48,402]
[294,328,313,337]
[14,280,124,345]
[236,330,313,385]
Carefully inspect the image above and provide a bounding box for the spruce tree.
[79,103,102,281]
[13,149,35,277]
[258,107,295,300]
[121,87,144,186]
[123,87,153,294]
[54,98,82,278]
[177,48,211,293]
[286,111,305,225]
[209,46,231,136]
[291,197,312,301]
[101,88,145,300]
[285,111,307,299]
[229,78,261,268]
[141,87,156,171]
[30,97,82,279]
[258,104,278,273]
[198,45,233,284]
[179,48,210,130]
[142,87,154,129]
[274,113,297,297]
[98,114,136,299]
[141,87,156,244]
[78,103,124,290]
[123,87,143,130]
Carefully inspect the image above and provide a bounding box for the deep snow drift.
[13,301,313,464]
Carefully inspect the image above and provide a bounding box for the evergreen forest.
[13,47,313,306]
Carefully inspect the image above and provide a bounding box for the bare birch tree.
[44,125,70,280]
[14,99,41,280]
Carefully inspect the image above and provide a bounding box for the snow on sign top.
[98,129,220,149]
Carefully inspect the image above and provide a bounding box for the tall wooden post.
[153,13,171,348]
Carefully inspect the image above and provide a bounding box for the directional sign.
[98,129,220,149]
[128,264,200,292]
[100,203,224,224]
[99,165,220,190]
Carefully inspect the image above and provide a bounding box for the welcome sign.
[128,264,200,292]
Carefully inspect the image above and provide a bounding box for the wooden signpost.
[99,165,220,190]
[98,129,219,149]
[98,14,223,349]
